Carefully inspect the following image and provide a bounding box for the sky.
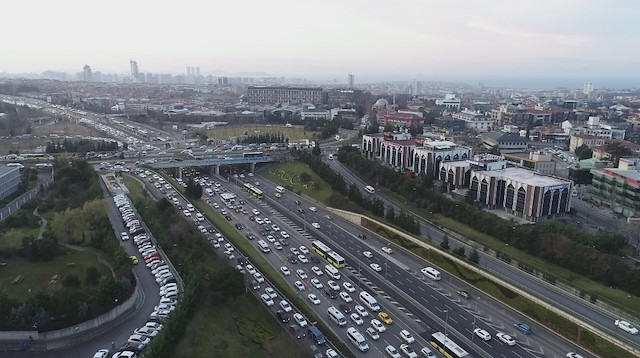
[3,0,640,87]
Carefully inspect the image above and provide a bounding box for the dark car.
[287,254,298,264]
[290,324,305,339]
[225,216,232,221]
[119,342,145,353]
[310,255,320,264]
[339,304,351,314]
[276,310,291,323]
[294,200,301,205]
[246,233,256,240]
[325,288,338,299]
[514,323,532,335]
[235,223,244,230]
[456,290,470,299]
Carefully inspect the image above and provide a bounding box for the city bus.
[311,240,345,268]
[243,183,264,199]
[243,151,264,158]
[430,332,470,358]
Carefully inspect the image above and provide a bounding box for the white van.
[359,291,380,312]
[258,240,271,253]
[421,267,441,281]
[275,186,285,194]
[327,306,347,326]
[325,265,341,280]
[346,327,369,352]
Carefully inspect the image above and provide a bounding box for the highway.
[323,157,640,353]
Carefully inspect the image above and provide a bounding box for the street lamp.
[384,261,389,280]
[443,309,450,344]
[356,250,361,274]
[472,296,480,328]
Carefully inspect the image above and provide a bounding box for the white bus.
[359,291,380,312]
[346,327,369,352]
[327,306,347,326]
[364,185,375,194]
[421,267,441,281]
[325,264,341,280]
[275,186,285,193]
[258,240,271,253]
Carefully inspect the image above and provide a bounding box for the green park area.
[206,124,318,143]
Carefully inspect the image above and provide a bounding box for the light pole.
[384,261,388,280]
[356,250,361,274]
[472,296,479,329]
[443,309,450,344]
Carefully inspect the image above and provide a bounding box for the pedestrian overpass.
[148,156,275,176]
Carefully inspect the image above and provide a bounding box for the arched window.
[515,187,526,213]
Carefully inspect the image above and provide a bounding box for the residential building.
[0,166,21,201]
[569,134,606,152]
[452,109,492,132]
[480,131,530,154]
[590,165,640,217]
[245,86,324,105]
[300,107,331,121]
[382,113,423,128]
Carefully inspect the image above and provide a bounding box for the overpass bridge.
[148,156,275,177]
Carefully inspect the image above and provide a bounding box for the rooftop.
[482,167,570,187]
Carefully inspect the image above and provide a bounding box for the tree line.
[46,139,119,154]
[242,132,288,144]
[336,145,640,296]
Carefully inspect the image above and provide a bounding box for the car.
[296,269,308,279]
[325,348,339,358]
[325,288,338,299]
[400,329,416,344]
[134,326,159,337]
[350,313,364,325]
[274,192,282,198]
[419,347,436,358]
[293,312,308,327]
[92,349,110,358]
[271,224,281,231]
[290,247,300,255]
[235,264,245,273]
[294,280,306,291]
[343,282,356,292]
[265,287,277,299]
[130,255,139,265]
[566,353,584,358]
[280,300,292,312]
[366,326,380,340]
[254,272,265,283]
[355,305,369,317]
[327,280,340,291]
[311,278,324,289]
[280,231,289,239]
[378,311,393,324]
[362,251,373,259]
[309,206,317,212]
[496,332,516,346]
[224,243,234,252]
[615,319,639,334]
[127,334,151,345]
[370,263,382,272]
[256,218,264,225]
[111,351,137,358]
[311,266,323,276]
[261,293,274,306]
[274,241,283,250]
[339,291,352,302]
[311,222,320,229]
[246,264,257,275]
[456,290,471,299]
[281,266,291,276]
[298,254,309,264]
[339,303,352,314]
[382,246,393,254]
[299,245,309,254]
[288,254,298,264]
[121,232,129,241]
[297,208,305,213]
[183,210,191,217]
[514,322,532,335]
[386,345,401,358]
[400,344,418,358]
[371,318,386,332]
[308,293,321,305]
[473,328,491,341]
[263,217,271,224]
[277,310,291,323]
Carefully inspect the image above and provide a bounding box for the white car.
[311,266,323,276]
[246,265,256,275]
[327,280,340,291]
[255,218,264,225]
[144,321,163,331]
[296,269,308,279]
[224,243,234,252]
[311,278,324,289]
[343,282,356,292]
[299,245,309,254]
[366,326,380,340]
[385,345,401,358]
[263,217,271,224]
[134,326,159,337]
[473,328,491,341]
[382,246,393,254]
[127,334,150,345]
[254,272,265,283]
[280,266,291,276]
[339,291,353,303]
[326,348,339,358]
[279,300,292,312]
[566,353,584,358]
[371,318,386,332]
[350,313,364,325]
[308,293,321,305]
[293,312,308,327]
[370,263,382,272]
[298,254,309,264]
[400,329,415,344]
[311,222,320,229]
[290,247,300,255]
[355,305,369,317]
[265,287,277,299]
[400,344,418,358]
[261,293,274,306]
[93,349,110,358]
[274,241,283,250]
[309,206,317,212]
[294,280,306,291]
[496,332,516,346]
[252,209,260,216]
[615,319,639,334]
[363,251,373,258]
[266,235,276,243]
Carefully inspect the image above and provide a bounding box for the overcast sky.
[3,0,639,86]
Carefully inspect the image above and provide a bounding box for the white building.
[452,109,493,132]
[435,94,460,110]
[413,140,471,176]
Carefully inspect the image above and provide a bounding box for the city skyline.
[3,0,640,88]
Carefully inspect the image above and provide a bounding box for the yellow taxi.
[378,311,393,324]
[275,192,282,198]
[130,255,139,265]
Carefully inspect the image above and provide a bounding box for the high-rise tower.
[82,65,92,82]
[130,60,139,82]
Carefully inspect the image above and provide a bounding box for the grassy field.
[123,175,307,358]
[261,162,333,205]
[32,122,103,138]
[0,122,104,155]
[206,124,318,142]
[0,249,110,302]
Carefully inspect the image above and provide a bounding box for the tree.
[605,142,632,167]
[574,144,593,160]
[440,235,450,250]
[51,208,84,243]
[211,267,245,301]
[184,179,202,199]
[469,249,480,264]
[312,144,321,156]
